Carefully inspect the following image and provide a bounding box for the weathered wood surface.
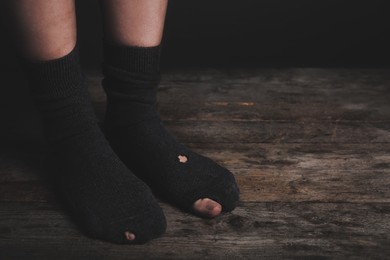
[0,68,389,259]
[2,143,390,204]
[1,202,389,259]
[90,69,390,122]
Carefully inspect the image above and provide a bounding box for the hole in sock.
[124,231,136,241]
[178,155,188,163]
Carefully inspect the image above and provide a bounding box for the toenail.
[215,204,222,211]
[124,231,135,241]
[178,154,188,163]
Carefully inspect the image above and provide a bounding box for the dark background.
[1,0,390,68]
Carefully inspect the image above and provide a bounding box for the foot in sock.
[102,43,240,217]
[20,46,166,244]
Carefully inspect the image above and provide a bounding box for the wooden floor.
[1,68,390,259]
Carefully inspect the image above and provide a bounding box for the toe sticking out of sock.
[124,231,136,241]
[192,198,223,218]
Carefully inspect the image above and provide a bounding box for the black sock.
[20,46,166,244]
[102,43,240,214]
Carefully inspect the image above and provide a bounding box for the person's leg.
[6,0,166,244]
[100,0,167,47]
[7,0,76,60]
[100,0,239,218]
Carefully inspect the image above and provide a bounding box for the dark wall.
[1,0,389,68]
[163,0,390,68]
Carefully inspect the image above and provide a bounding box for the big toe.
[192,198,222,218]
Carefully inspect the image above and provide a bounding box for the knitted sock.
[102,43,240,214]
[20,46,166,244]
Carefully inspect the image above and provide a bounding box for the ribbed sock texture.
[20,46,166,244]
[102,43,240,213]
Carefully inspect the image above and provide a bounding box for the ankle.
[102,42,161,78]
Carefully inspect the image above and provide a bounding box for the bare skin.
[8,0,223,242]
[7,0,76,60]
[100,0,168,47]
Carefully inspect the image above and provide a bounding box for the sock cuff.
[19,44,85,97]
[103,42,161,78]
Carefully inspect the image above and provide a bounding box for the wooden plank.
[91,100,390,123]
[236,168,390,203]
[189,143,390,171]
[156,82,390,105]
[163,121,390,144]
[1,202,389,259]
[158,69,390,86]
[87,68,390,87]
[2,167,389,204]
[157,102,390,122]
[3,143,390,182]
[0,181,52,203]
[91,80,390,106]
[87,69,390,122]
[1,143,390,203]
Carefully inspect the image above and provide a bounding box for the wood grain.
[0,68,389,259]
[1,143,390,204]
[1,202,389,259]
